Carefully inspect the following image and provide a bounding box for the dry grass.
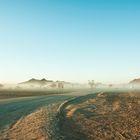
[0,104,60,140]
[4,108,49,140]
[0,89,75,99]
[61,92,140,140]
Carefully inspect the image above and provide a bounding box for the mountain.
[129,78,140,84]
[19,78,53,86]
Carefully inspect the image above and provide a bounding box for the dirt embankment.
[58,92,140,140]
[0,104,60,140]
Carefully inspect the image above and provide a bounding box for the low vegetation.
[0,89,75,99]
[58,91,140,140]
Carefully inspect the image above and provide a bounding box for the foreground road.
[0,89,95,130]
[0,89,101,140]
[0,95,74,130]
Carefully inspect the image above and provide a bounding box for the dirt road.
[0,89,99,139]
[0,95,73,130]
[0,89,94,129]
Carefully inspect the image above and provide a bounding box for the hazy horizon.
[0,76,137,85]
[1,0,140,84]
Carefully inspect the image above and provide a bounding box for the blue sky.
[0,0,140,83]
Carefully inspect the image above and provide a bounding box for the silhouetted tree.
[88,80,95,88]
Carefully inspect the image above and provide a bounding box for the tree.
[88,80,95,88]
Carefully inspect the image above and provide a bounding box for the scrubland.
[58,91,140,140]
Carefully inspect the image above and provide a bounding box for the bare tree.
[88,80,95,88]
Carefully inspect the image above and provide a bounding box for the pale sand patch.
[112,101,120,111]
[66,107,77,118]
[138,100,140,104]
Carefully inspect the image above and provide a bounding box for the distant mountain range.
[19,78,72,87]
[19,78,53,86]
[129,78,140,84]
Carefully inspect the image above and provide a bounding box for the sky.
[0,0,140,84]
